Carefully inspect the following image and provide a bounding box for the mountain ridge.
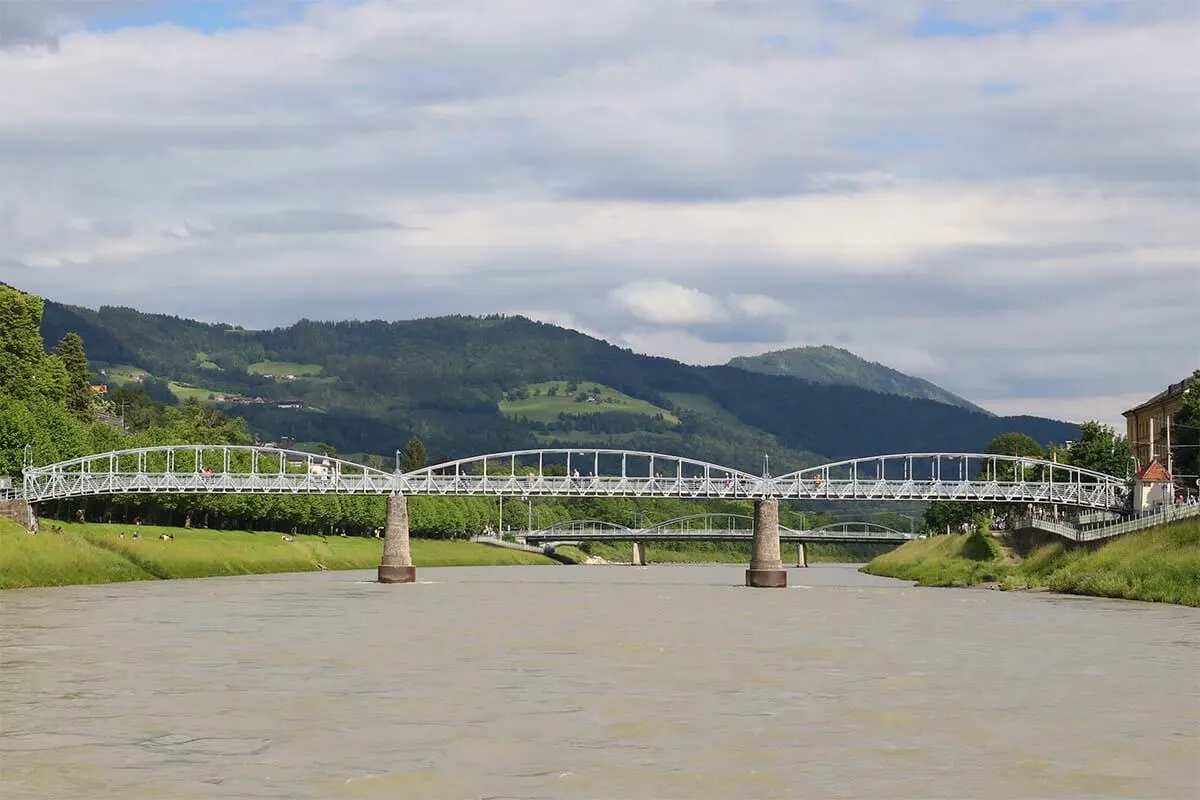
[727,345,990,414]
[36,296,1079,473]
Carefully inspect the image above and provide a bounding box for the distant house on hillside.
[1123,377,1191,473]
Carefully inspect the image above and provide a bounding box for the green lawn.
[168,381,222,401]
[664,392,731,418]
[0,518,152,588]
[249,361,325,378]
[500,381,679,424]
[863,519,1200,606]
[1007,518,1200,606]
[193,351,221,371]
[1,521,556,589]
[862,531,1006,587]
[96,366,221,402]
[99,364,152,384]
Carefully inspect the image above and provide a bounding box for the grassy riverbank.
[862,518,1200,607]
[0,520,556,589]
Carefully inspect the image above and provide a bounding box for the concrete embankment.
[0,520,557,590]
[862,518,1200,607]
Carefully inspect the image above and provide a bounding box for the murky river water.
[1,565,1197,799]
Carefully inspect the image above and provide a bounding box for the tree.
[400,435,428,472]
[52,332,93,422]
[985,432,1044,459]
[982,431,1045,482]
[1170,370,1200,487]
[922,500,980,535]
[1066,421,1134,478]
[0,284,48,400]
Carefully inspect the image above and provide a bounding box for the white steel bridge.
[19,446,1129,511]
[521,514,921,545]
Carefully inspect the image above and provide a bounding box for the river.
[1,565,1197,799]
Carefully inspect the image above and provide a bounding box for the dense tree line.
[1172,371,1200,484]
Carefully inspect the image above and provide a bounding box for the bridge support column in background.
[632,541,648,566]
[796,542,807,568]
[378,493,416,584]
[747,498,787,588]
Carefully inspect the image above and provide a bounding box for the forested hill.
[728,345,989,414]
[39,298,1079,472]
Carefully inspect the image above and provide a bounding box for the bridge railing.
[1011,504,1199,542]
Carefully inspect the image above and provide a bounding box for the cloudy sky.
[2,0,1197,427]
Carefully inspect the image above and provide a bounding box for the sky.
[1,0,1197,429]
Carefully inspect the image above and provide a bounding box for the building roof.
[1122,376,1192,417]
[1136,459,1172,482]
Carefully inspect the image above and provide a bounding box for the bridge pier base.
[796,542,808,568]
[378,493,416,584]
[632,541,648,566]
[0,499,35,531]
[746,498,787,588]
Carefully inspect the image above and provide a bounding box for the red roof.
[1137,460,1172,482]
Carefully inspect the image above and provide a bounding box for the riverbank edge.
[860,518,1200,607]
[0,519,561,590]
[3,519,896,589]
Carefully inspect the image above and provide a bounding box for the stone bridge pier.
[378,494,416,584]
[747,497,787,588]
[632,541,648,566]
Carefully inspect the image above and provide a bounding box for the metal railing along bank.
[1012,504,1200,542]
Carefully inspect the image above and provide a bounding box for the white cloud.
[2,0,1198,424]
[728,294,791,318]
[608,280,727,326]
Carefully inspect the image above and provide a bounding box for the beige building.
[1122,377,1190,473]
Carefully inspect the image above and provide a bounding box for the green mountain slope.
[37,298,1077,473]
[728,345,990,414]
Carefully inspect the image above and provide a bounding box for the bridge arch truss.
[19,446,1127,511]
[771,453,1126,510]
[397,449,763,499]
[20,445,395,502]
